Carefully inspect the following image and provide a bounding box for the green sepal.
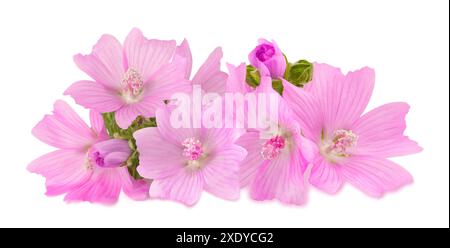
[285,59,313,87]
[272,79,283,95]
[246,65,261,88]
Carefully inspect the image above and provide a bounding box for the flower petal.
[149,169,204,206]
[28,150,91,196]
[140,58,192,116]
[124,28,176,83]
[174,39,193,79]
[282,80,323,142]
[54,100,92,136]
[200,72,228,95]
[89,111,109,140]
[118,167,150,201]
[203,145,246,200]
[92,139,130,154]
[249,150,307,205]
[304,63,375,133]
[154,106,200,145]
[103,152,130,167]
[32,100,96,149]
[225,63,252,93]
[134,127,185,179]
[297,134,319,163]
[114,104,140,129]
[89,111,105,135]
[74,34,124,90]
[255,76,290,127]
[65,80,124,113]
[235,131,265,187]
[341,155,413,198]
[309,156,344,194]
[64,168,122,205]
[192,47,227,94]
[352,102,422,157]
[201,127,236,152]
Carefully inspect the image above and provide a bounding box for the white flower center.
[182,137,206,171]
[261,136,286,160]
[321,129,358,162]
[121,68,144,103]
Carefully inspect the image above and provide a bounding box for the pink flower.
[283,63,423,197]
[28,100,149,204]
[133,107,247,206]
[173,39,228,94]
[65,28,190,129]
[249,39,286,78]
[235,77,315,205]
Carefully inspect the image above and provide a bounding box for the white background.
[0,0,448,228]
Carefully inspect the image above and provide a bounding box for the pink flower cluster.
[29,28,422,206]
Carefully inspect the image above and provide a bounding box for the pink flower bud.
[248,39,286,78]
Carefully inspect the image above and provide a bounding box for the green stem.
[102,112,121,138]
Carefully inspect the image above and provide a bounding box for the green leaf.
[286,59,313,87]
[246,65,261,88]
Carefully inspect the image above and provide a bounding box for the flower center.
[121,68,144,103]
[256,44,275,62]
[261,136,285,160]
[182,137,204,161]
[323,129,358,158]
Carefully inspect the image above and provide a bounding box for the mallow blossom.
[65,28,190,129]
[134,106,247,206]
[249,39,286,79]
[28,100,149,204]
[235,77,316,205]
[283,63,422,197]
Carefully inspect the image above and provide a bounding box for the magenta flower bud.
[89,139,131,168]
[248,39,286,78]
